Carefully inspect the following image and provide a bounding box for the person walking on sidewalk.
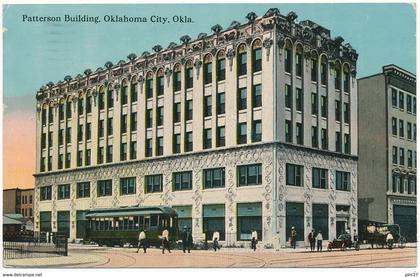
[308,229,316,252]
[316,230,323,252]
[290,226,297,249]
[136,230,147,253]
[161,228,171,254]
[251,229,258,251]
[182,226,193,253]
[212,230,221,251]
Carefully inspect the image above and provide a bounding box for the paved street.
[4,244,417,268]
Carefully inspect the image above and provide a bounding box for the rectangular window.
[85,149,91,165]
[58,184,70,200]
[407,95,412,113]
[41,133,46,149]
[237,202,262,241]
[107,117,113,136]
[204,128,212,149]
[145,174,163,193]
[335,100,341,122]
[65,153,71,168]
[48,131,53,147]
[285,84,292,109]
[130,83,138,102]
[285,120,292,143]
[58,154,63,169]
[204,95,212,117]
[392,117,397,136]
[185,100,193,121]
[97,180,112,197]
[173,171,192,191]
[391,89,397,107]
[42,109,46,125]
[48,108,54,123]
[237,122,247,144]
[251,84,262,109]
[47,155,52,171]
[157,106,164,126]
[311,126,318,148]
[131,112,137,132]
[121,114,127,133]
[146,78,153,99]
[98,147,104,164]
[321,62,327,85]
[311,58,317,82]
[238,164,262,186]
[185,132,193,152]
[408,150,413,167]
[145,138,153,157]
[86,123,91,140]
[173,134,181,154]
[334,68,341,90]
[186,67,193,89]
[217,93,225,115]
[312,168,328,189]
[156,136,164,156]
[399,147,405,166]
[311,93,318,115]
[120,143,127,161]
[120,177,136,195]
[284,48,291,73]
[204,62,212,84]
[252,120,262,142]
[173,71,181,92]
[203,168,225,189]
[399,119,404,137]
[59,104,64,120]
[321,96,327,118]
[399,91,404,109]
[414,97,417,114]
[286,164,303,186]
[146,109,153,128]
[77,182,90,198]
[238,52,247,76]
[252,48,262,73]
[40,186,52,201]
[130,141,137,160]
[296,51,303,77]
[344,134,350,154]
[121,86,128,105]
[343,103,350,124]
[217,59,226,81]
[106,145,113,162]
[392,146,398,164]
[173,103,181,123]
[238,87,247,110]
[336,171,350,191]
[216,126,225,147]
[407,122,412,140]
[296,123,303,145]
[107,90,114,109]
[98,120,104,138]
[77,150,83,167]
[77,125,83,142]
[335,132,342,152]
[98,93,105,110]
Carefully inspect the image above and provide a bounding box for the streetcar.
[85,205,179,247]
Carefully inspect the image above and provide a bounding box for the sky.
[2,3,416,189]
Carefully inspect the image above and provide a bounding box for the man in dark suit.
[182,226,193,253]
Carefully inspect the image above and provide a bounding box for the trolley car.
[85,205,178,247]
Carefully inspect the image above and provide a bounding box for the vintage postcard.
[2,1,417,275]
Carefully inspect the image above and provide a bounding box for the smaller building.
[358,64,416,242]
[3,188,34,220]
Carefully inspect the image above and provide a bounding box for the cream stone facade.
[34,9,358,247]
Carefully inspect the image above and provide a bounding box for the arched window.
[146,72,153,99]
[334,62,341,90]
[77,93,84,115]
[58,99,65,121]
[41,104,47,125]
[284,40,292,74]
[295,44,303,77]
[252,39,262,73]
[204,54,213,84]
[157,69,164,96]
[48,105,54,123]
[237,44,247,76]
[98,86,105,110]
[121,80,129,105]
[66,96,73,118]
[217,51,226,81]
[86,92,92,114]
[130,80,138,103]
[310,52,318,82]
[185,60,193,89]
[107,86,114,109]
[343,64,350,93]
[173,64,182,91]
[320,55,328,86]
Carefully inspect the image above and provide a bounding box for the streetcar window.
[138,216,144,229]
[170,217,173,228]
[128,217,134,230]
[118,217,124,230]
[99,219,104,230]
[150,215,158,227]
[144,217,150,230]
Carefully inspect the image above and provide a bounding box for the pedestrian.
[251,229,258,251]
[386,231,394,250]
[290,226,297,249]
[316,230,323,252]
[136,229,147,253]
[353,229,358,243]
[307,229,315,252]
[161,228,171,254]
[182,226,193,253]
[212,230,221,251]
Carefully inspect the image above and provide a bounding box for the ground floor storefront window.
[57,211,70,238]
[173,205,192,234]
[286,202,304,241]
[393,205,417,242]
[312,203,329,240]
[203,204,225,241]
[40,211,51,232]
[76,210,89,239]
[237,202,262,240]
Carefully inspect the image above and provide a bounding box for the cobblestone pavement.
[4,244,417,268]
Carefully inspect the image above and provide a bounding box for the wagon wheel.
[341,242,346,251]
[398,237,406,248]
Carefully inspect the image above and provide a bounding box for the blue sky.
[3,3,416,103]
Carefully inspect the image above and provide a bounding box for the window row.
[391,89,416,114]
[391,117,416,141]
[391,174,417,195]
[392,147,417,168]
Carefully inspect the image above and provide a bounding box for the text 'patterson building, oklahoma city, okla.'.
[34,8,359,248]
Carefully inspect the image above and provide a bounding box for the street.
[4,244,417,268]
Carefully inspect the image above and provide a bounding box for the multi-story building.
[3,188,34,220]
[34,8,358,247]
[358,65,416,242]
